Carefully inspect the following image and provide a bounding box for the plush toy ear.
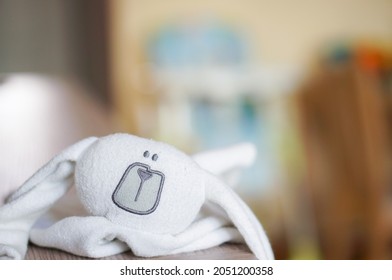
[0,137,97,259]
[204,173,274,259]
[192,143,256,188]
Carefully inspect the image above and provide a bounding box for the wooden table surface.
[26,243,256,260]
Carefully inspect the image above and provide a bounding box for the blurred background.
[1,0,392,259]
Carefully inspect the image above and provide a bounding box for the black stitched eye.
[152,154,158,161]
[143,151,150,158]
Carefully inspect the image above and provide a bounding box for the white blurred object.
[151,64,301,102]
[0,74,112,204]
[149,63,302,148]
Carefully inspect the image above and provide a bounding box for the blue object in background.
[147,19,278,194]
[147,20,248,68]
[191,96,278,194]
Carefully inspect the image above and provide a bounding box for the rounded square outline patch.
[112,162,165,215]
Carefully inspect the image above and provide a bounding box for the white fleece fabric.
[0,133,274,260]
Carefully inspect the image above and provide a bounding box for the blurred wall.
[110,0,392,134]
[117,0,392,67]
[0,0,109,102]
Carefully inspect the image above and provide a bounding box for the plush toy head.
[0,133,274,260]
[76,134,205,234]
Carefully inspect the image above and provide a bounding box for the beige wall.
[110,0,392,132]
[112,0,392,65]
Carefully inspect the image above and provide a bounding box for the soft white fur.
[0,133,274,259]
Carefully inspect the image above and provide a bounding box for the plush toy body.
[0,133,274,259]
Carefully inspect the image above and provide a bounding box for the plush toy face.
[75,134,205,234]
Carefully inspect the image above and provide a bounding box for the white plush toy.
[0,133,274,259]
